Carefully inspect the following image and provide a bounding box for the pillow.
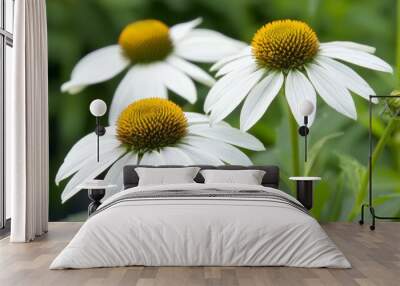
[200,169,266,185]
[135,167,201,186]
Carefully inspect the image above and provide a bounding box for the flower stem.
[393,0,400,169]
[397,0,400,87]
[348,118,398,221]
[287,104,301,176]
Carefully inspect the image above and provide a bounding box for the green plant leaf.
[337,153,370,221]
[304,132,344,176]
[337,154,367,196]
[373,193,400,206]
[375,167,400,192]
[327,172,346,221]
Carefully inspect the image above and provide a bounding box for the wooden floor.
[0,222,399,286]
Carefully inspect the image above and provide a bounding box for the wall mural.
[48,0,399,222]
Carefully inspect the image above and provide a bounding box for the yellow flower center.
[118,20,174,63]
[116,98,188,153]
[251,19,319,70]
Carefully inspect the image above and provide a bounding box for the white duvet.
[50,183,351,269]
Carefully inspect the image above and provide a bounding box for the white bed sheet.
[50,183,350,269]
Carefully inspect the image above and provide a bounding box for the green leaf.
[375,167,400,192]
[373,193,400,206]
[310,180,333,221]
[337,154,367,196]
[327,172,346,221]
[304,132,344,176]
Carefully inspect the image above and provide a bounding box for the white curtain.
[6,0,49,242]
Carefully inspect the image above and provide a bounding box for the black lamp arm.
[95,117,106,136]
[298,116,310,162]
[95,117,106,162]
[298,116,310,136]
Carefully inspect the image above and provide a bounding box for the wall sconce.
[89,99,107,162]
[298,100,315,162]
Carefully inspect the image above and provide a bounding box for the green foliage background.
[47,0,399,221]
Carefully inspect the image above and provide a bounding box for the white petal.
[177,144,223,165]
[103,152,130,186]
[61,45,130,94]
[215,56,255,77]
[210,46,252,72]
[108,65,167,125]
[56,137,120,185]
[204,65,256,113]
[185,112,210,124]
[320,41,376,54]
[139,151,165,165]
[102,154,129,199]
[184,136,252,165]
[125,153,139,166]
[285,70,317,126]
[188,124,265,151]
[240,71,284,131]
[60,84,85,95]
[63,132,119,164]
[306,63,357,120]
[167,56,215,86]
[103,152,138,199]
[159,147,193,165]
[61,147,126,203]
[156,62,197,104]
[55,127,119,185]
[104,152,135,185]
[175,29,247,63]
[209,69,265,123]
[319,47,393,73]
[315,56,377,103]
[170,18,202,42]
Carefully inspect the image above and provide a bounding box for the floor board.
[0,222,398,286]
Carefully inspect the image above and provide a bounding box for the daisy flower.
[56,98,265,202]
[205,19,393,131]
[61,18,246,124]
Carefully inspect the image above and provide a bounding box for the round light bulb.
[299,100,314,116]
[90,99,107,117]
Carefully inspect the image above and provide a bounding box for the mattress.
[50,183,350,269]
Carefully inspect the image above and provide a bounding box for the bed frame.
[89,165,280,214]
[123,165,280,189]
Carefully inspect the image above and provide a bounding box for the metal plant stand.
[359,95,400,230]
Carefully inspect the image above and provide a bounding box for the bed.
[50,165,350,269]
